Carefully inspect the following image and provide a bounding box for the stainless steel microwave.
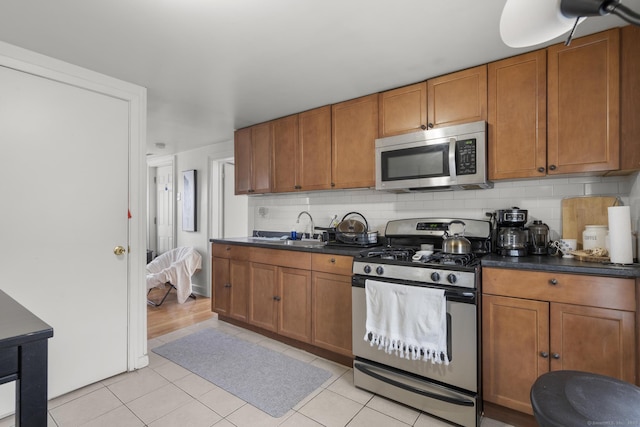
[375,120,492,192]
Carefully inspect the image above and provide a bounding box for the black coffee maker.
[495,207,529,256]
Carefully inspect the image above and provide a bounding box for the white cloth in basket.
[146,247,202,303]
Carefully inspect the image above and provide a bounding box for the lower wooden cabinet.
[212,244,250,322]
[212,243,353,360]
[249,263,279,332]
[482,267,637,416]
[483,294,549,414]
[312,271,352,356]
[249,262,312,343]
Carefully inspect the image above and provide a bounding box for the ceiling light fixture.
[500,0,640,48]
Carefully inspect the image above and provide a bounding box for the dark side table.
[0,290,53,427]
[531,370,640,427]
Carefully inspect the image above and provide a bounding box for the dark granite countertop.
[210,237,372,257]
[481,253,640,278]
[211,238,640,278]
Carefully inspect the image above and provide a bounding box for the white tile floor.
[0,317,513,427]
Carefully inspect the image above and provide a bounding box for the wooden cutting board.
[561,196,620,249]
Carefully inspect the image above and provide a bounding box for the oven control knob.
[430,272,440,282]
[447,273,457,284]
[376,266,384,275]
[363,265,371,274]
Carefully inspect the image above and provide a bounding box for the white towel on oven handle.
[364,279,448,364]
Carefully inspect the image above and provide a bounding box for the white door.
[156,164,174,254]
[223,162,248,238]
[0,65,129,404]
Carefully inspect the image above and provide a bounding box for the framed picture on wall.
[182,169,197,231]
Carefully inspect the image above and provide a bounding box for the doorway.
[147,156,176,258]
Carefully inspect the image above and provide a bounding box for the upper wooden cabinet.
[378,66,487,138]
[272,114,299,193]
[547,28,620,175]
[427,65,487,129]
[378,82,427,137]
[488,50,547,180]
[235,122,272,194]
[272,106,332,193]
[298,106,332,191]
[620,25,640,172]
[234,26,638,194]
[331,94,379,189]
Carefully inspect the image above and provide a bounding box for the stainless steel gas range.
[351,218,491,427]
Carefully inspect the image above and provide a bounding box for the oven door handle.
[354,362,475,407]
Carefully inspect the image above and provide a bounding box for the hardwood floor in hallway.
[147,287,214,339]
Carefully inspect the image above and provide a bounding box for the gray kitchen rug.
[152,328,332,417]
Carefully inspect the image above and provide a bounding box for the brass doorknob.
[114,246,126,255]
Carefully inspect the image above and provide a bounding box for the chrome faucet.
[296,211,315,239]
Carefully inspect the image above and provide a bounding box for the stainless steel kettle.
[442,220,472,254]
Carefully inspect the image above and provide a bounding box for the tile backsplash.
[248,175,638,242]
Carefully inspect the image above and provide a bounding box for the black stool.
[530,370,640,427]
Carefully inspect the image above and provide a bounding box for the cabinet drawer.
[212,243,250,260]
[482,267,635,311]
[251,247,311,270]
[311,254,353,275]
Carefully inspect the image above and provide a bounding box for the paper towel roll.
[608,206,633,264]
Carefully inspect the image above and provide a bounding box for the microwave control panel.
[455,138,477,175]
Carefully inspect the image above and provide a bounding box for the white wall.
[169,140,234,296]
[250,174,639,242]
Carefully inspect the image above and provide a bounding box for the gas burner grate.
[417,251,476,266]
[360,247,479,266]
[438,252,476,266]
[361,247,416,262]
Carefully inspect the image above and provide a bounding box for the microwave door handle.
[448,138,457,180]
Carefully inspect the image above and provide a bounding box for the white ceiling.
[0,0,636,156]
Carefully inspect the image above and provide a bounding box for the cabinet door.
[427,65,487,129]
[299,106,332,191]
[547,29,620,174]
[229,259,250,322]
[234,127,252,195]
[378,82,427,137]
[251,122,273,193]
[272,114,298,193]
[331,94,378,189]
[550,303,635,383]
[482,294,549,415]
[312,271,352,356]
[249,262,278,332]
[278,267,312,343]
[620,25,640,172]
[488,50,547,180]
[212,257,230,315]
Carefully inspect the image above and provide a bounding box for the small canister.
[582,225,607,250]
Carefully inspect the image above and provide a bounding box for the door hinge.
[154,217,157,225]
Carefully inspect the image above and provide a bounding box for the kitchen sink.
[252,238,326,248]
[281,239,326,248]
